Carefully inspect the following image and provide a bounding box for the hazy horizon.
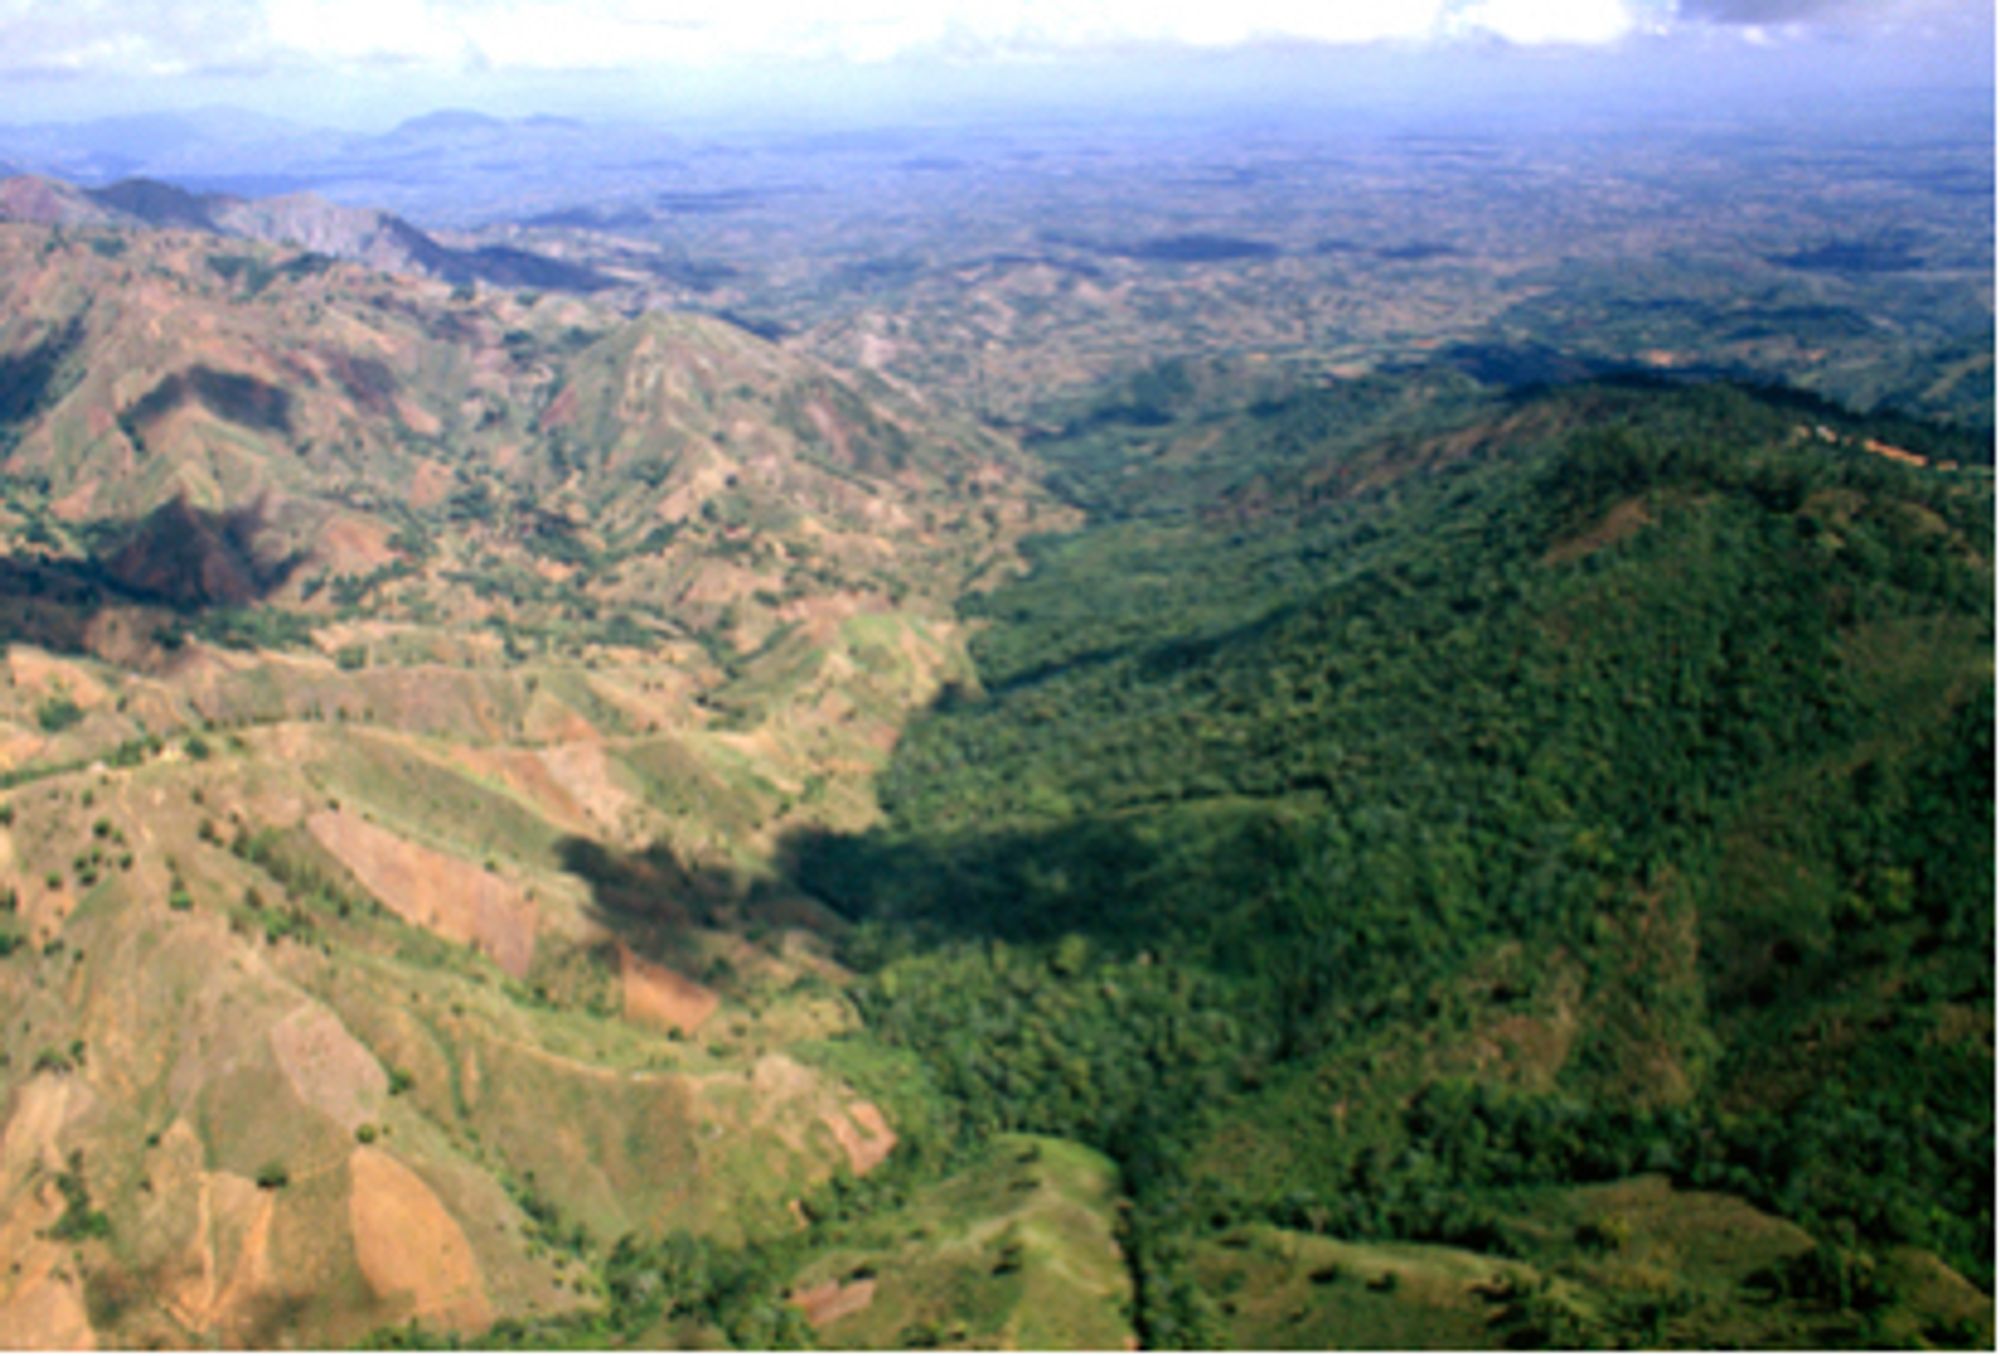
[0,0,1989,132]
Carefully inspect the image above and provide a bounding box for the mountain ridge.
[0,171,617,293]
[0,218,1064,1345]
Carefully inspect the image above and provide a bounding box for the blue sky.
[0,0,1988,127]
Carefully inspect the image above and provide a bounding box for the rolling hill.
[0,220,1057,1347]
[0,201,1988,1352]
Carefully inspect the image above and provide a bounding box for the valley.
[0,82,1990,1352]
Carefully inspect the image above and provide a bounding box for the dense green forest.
[794,376,1994,1346]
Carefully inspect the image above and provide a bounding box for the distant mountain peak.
[390,109,509,137]
[86,176,229,231]
[0,168,616,296]
[0,173,118,226]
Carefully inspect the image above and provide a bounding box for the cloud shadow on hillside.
[0,496,305,658]
[769,803,1309,969]
[555,833,751,975]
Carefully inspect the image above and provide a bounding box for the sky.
[0,0,1988,127]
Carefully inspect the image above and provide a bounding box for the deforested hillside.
[0,222,1043,623]
[0,173,618,293]
[0,222,1057,1347]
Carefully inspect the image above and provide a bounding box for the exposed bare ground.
[0,1075,91,1182]
[49,477,99,521]
[1863,438,1926,467]
[679,1053,833,1160]
[1806,424,1937,470]
[789,1277,877,1328]
[1544,497,1655,566]
[0,1185,96,1349]
[312,514,401,576]
[618,942,719,1034]
[0,728,44,773]
[20,884,76,947]
[307,809,539,977]
[448,746,595,836]
[392,396,442,438]
[654,459,735,524]
[405,459,454,510]
[348,1147,492,1332]
[7,648,110,707]
[161,1168,275,1339]
[537,741,643,839]
[819,1099,897,1177]
[0,1078,96,1347]
[268,1005,389,1134]
[520,692,600,744]
[749,1052,819,1105]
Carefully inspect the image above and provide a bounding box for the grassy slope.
[0,223,1056,1348]
[786,1134,1134,1351]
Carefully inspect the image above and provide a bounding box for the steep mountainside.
[0,222,1043,626]
[0,208,1987,1351]
[0,223,1058,1347]
[0,176,613,292]
[795,378,1994,1349]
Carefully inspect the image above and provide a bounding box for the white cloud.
[265,0,463,65]
[254,1,1466,68]
[0,0,1984,80]
[1453,0,1647,45]
[0,0,272,76]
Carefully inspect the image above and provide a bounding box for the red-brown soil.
[307,810,539,977]
[617,942,720,1034]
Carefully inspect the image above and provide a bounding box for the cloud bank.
[0,0,1985,79]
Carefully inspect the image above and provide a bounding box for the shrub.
[49,1151,110,1240]
[35,695,83,733]
[1576,1214,1632,1253]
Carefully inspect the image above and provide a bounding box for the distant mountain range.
[0,107,674,226]
[0,171,616,292]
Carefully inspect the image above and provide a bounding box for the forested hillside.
[787,377,1995,1348]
